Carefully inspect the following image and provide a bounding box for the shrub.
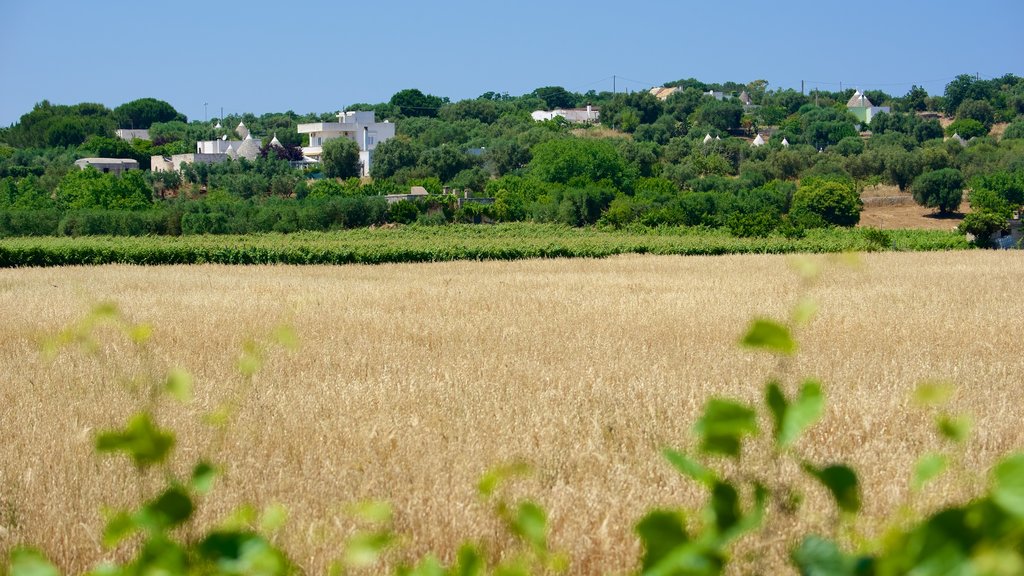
[387,199,419,224]
[789,177,861,228]
[0,209,61,236]
[945,118,987,139]
[1004,120,1024,140]
[958,211,1007,247]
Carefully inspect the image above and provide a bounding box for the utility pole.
[801,80,804,95]
[204,102,208,123]
[613,75,616,94]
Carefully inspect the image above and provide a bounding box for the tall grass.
[0,252,1021,574]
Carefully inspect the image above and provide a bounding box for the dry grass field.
[1,253,1023,574]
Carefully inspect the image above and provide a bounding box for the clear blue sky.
[2,0,1022,126]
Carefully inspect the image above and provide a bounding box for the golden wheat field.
[1,252,1023,575]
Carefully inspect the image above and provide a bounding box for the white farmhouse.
[530,106,599,123]
[846,90,890,124]
[297,111,395,177]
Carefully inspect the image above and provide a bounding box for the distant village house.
[74,158,138,175]
[847,90,890,124]
[530,106,599,123]
[297,111,395,177]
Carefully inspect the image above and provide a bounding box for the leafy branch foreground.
[5,261,1023,576]
[0,224,968,267]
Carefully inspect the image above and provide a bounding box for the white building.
[297,111,395,177]
[115,129,150,141]
[530,106,599,123]
[846,90,890,124]
[75,158,138,175]
[151,153,230,173]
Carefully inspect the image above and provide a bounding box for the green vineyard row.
[0,224,969,267]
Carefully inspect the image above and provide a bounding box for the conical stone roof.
[847,90,874,108]
[236,135,261,160]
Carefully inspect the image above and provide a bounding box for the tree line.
[1,75,1023,240]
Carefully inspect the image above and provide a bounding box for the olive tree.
[321,137,361,179]
[912,168,965,213]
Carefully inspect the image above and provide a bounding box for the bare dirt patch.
[859,184,969,230]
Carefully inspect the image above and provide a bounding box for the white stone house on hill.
[297,111,395,177]
[846,90,890,124]
[530,106,599,123]
[154,125,265,173]
[75,158,138,175]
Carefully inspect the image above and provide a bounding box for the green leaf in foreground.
[912,454,949,491]
[803,463,861,514]
[190,461,219,494]
[7,548,61,576]
[937,415,971,443]
[694,399,758,457]
[138,486,194,530]
[95,412,175,469]
[635,510,689,571]
[512,501,547,552]
[477,460,532,497]
[766,380,824,449]
[260,503,289,535]
[662,448,716,486]
[102,510,138,547]
[913,382,953,406]
[741,319,796,355]
[198,531,291,575]
[164,368,193,403]
[992,453,1024,518]
[791,536,863,576]
[343,530,396,568]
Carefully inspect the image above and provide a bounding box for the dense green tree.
[390,89,447,118]
[831,136,864,156]
[663,88,706,121]
[800,106,858,149]
[970,170,1024,206]
[113,98,184,129]
[692,99,743,132]
[79,136,150,169]
[370,138,421,179]
[438,99,500,124]
[56,168,151,210]
[762,89,808,115]
[483,138,531,176]
[531,86,578,109]
[945,118,987,139]
[420,145,472,182]
[881,148,923,191]
[901,85,929,112]
[321,138,362,179]
[528,138,635,191]
[912,168,965,213]
[956,99,995,129]
[1004,120,1024,140]
[6,102,116,148]
[0,176,54,209]
[914,119,944,143]
[789,177,861,227]
[944,74,992,115]
[958,210,1007,247]
[601,92,664,129]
